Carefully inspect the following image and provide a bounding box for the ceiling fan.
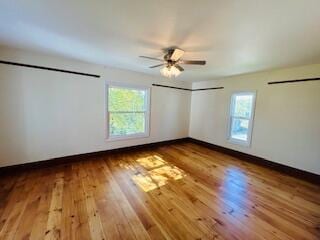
[139,48,206,78]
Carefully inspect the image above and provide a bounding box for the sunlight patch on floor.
[136,155,166,170]
[132,155,186,192]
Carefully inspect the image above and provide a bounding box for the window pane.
[230,117,249,141]
[109,113,145,136]
[109,87,146,112]
[233,95,253,118]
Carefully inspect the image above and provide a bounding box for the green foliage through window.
[233,95,253,118]
[109,87,145,112]
[108,86,147,137]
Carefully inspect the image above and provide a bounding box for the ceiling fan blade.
[170,48,185,61]
[175,64,184,71]
[139,56,163,61]
[149,63,165,68]
[180,60,206,65]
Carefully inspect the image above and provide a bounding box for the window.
[228,92,256,146]
[107,84,150,140]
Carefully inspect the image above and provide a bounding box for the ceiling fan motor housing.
[164,49,175,61]
[139,48,205,76]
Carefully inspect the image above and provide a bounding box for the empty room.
[0,1,319,239]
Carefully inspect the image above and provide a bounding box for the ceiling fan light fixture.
[160,65,181,78]
[140,48,206,78]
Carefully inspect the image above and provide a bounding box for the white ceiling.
[0,0,320,81]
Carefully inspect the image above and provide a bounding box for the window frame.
[106,82,151,141]
[227,91,256,147]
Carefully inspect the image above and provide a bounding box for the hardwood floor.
[0,142,319,240]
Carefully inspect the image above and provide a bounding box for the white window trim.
[227,91,256,147]
[105,82,151,141]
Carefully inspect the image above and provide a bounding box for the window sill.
[228,138,251,147]
[106,133,150,142]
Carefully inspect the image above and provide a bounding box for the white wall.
[0,47,191,167]
[1,47,319,175]
[189,64,320,174]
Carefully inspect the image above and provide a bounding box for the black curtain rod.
[0,60,100,78]
[268,77,320,85]
[192,87,224,91]
[152,84,224,91]
[152,84,191,91]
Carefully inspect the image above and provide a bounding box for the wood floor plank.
[13,170,49,240]
[158,145,319,239]
[101,158,151,240]
[107,153,195,240]
[45,172,64,240]
[104,156,170,240]
[0,142,319,240]
[29,168,58,240]
[0,171,36,239]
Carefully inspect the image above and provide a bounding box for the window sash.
[108,86,148,112]
[229,116,250,140]
[108,111,146,114]
[228,92,256,146]
[229,115,250,120]
[106,83,150,140]
[230,93,254,119]
[108,112,146,137]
